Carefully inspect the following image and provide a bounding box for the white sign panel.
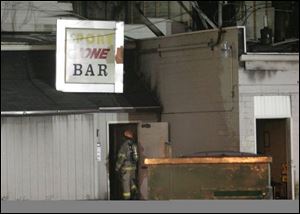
[56,20,124,93]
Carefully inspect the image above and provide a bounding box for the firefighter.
[115,129,139,200]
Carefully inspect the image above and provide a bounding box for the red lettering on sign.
[78,48,111,59]
[99,48,110,59]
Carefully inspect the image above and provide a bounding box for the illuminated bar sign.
[56,20,124,93]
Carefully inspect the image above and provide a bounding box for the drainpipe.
[218,1,223,27]
[253,1,257,40]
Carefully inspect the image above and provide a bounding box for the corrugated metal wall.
[1,114,103,200]
[1,112,162,200]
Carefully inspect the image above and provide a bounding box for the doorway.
[108,123,138,200]
[256,119,292,199]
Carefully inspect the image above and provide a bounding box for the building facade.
[136,27,299,199]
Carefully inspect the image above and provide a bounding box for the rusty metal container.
[143,153,273,199]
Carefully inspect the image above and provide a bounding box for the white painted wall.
[238,57,299,199]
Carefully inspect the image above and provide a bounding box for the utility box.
[143,153,272,199]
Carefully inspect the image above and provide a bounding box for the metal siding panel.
[280,97,285,115]
[52,116,62,200]
[255,96,291,118]
[21,117,31,200]
[31,118,40,200]
[91,114,97,199]
[15,118,23,200]
[96,113,107,199]
[83,114,95,200]
[263,97,268,116]
[81,116,89,199]
[275,97,280,116]
[67,115,76,200]
[276,96,281,116]
[102,113,110,199]
[37,117,46,200]
[44,117,54,200]
[1,118,8,200]
[60,116,69,200]
[286,96,291,116]
[93,114,98,199]
[1,114,97,201]
[75,114,84,199]
[93,114,99,199]
[89,114,95,199]
[7,118,17,200]
[82,115,91,199]
[102,113,109,199]
[254,96,259,116]
[89,115,96,199]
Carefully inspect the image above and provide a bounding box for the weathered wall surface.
[137,28,242,156]
[239,58,299,199]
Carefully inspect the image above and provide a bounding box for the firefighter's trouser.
[121,167,137,200]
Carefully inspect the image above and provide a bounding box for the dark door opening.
[256,119,291,199]
[109,123,138,200]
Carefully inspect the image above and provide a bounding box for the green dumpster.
[143,153,272,200]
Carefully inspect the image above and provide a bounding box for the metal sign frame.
[56,19,124,93]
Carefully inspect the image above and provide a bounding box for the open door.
[256,119,292,199]
[108,123,138,200]
[138,122,169,200]
[285,118,294,199]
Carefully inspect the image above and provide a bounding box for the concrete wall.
[239,58,299,199]
[137,27,242,157]
[129,112,160,122]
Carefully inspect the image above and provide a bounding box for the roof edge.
[1,106,161,117]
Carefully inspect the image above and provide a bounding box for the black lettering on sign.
[73,64,83,76]
[98,64,107,76]
[72,64,108,77]
[85,64,95,76]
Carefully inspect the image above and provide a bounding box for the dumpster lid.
[180,151,261,158]
[144,151,272,165]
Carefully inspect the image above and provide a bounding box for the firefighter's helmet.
[124,129,134,139]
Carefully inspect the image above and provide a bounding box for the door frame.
[106,120,141,200]
[254,117,294,199]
